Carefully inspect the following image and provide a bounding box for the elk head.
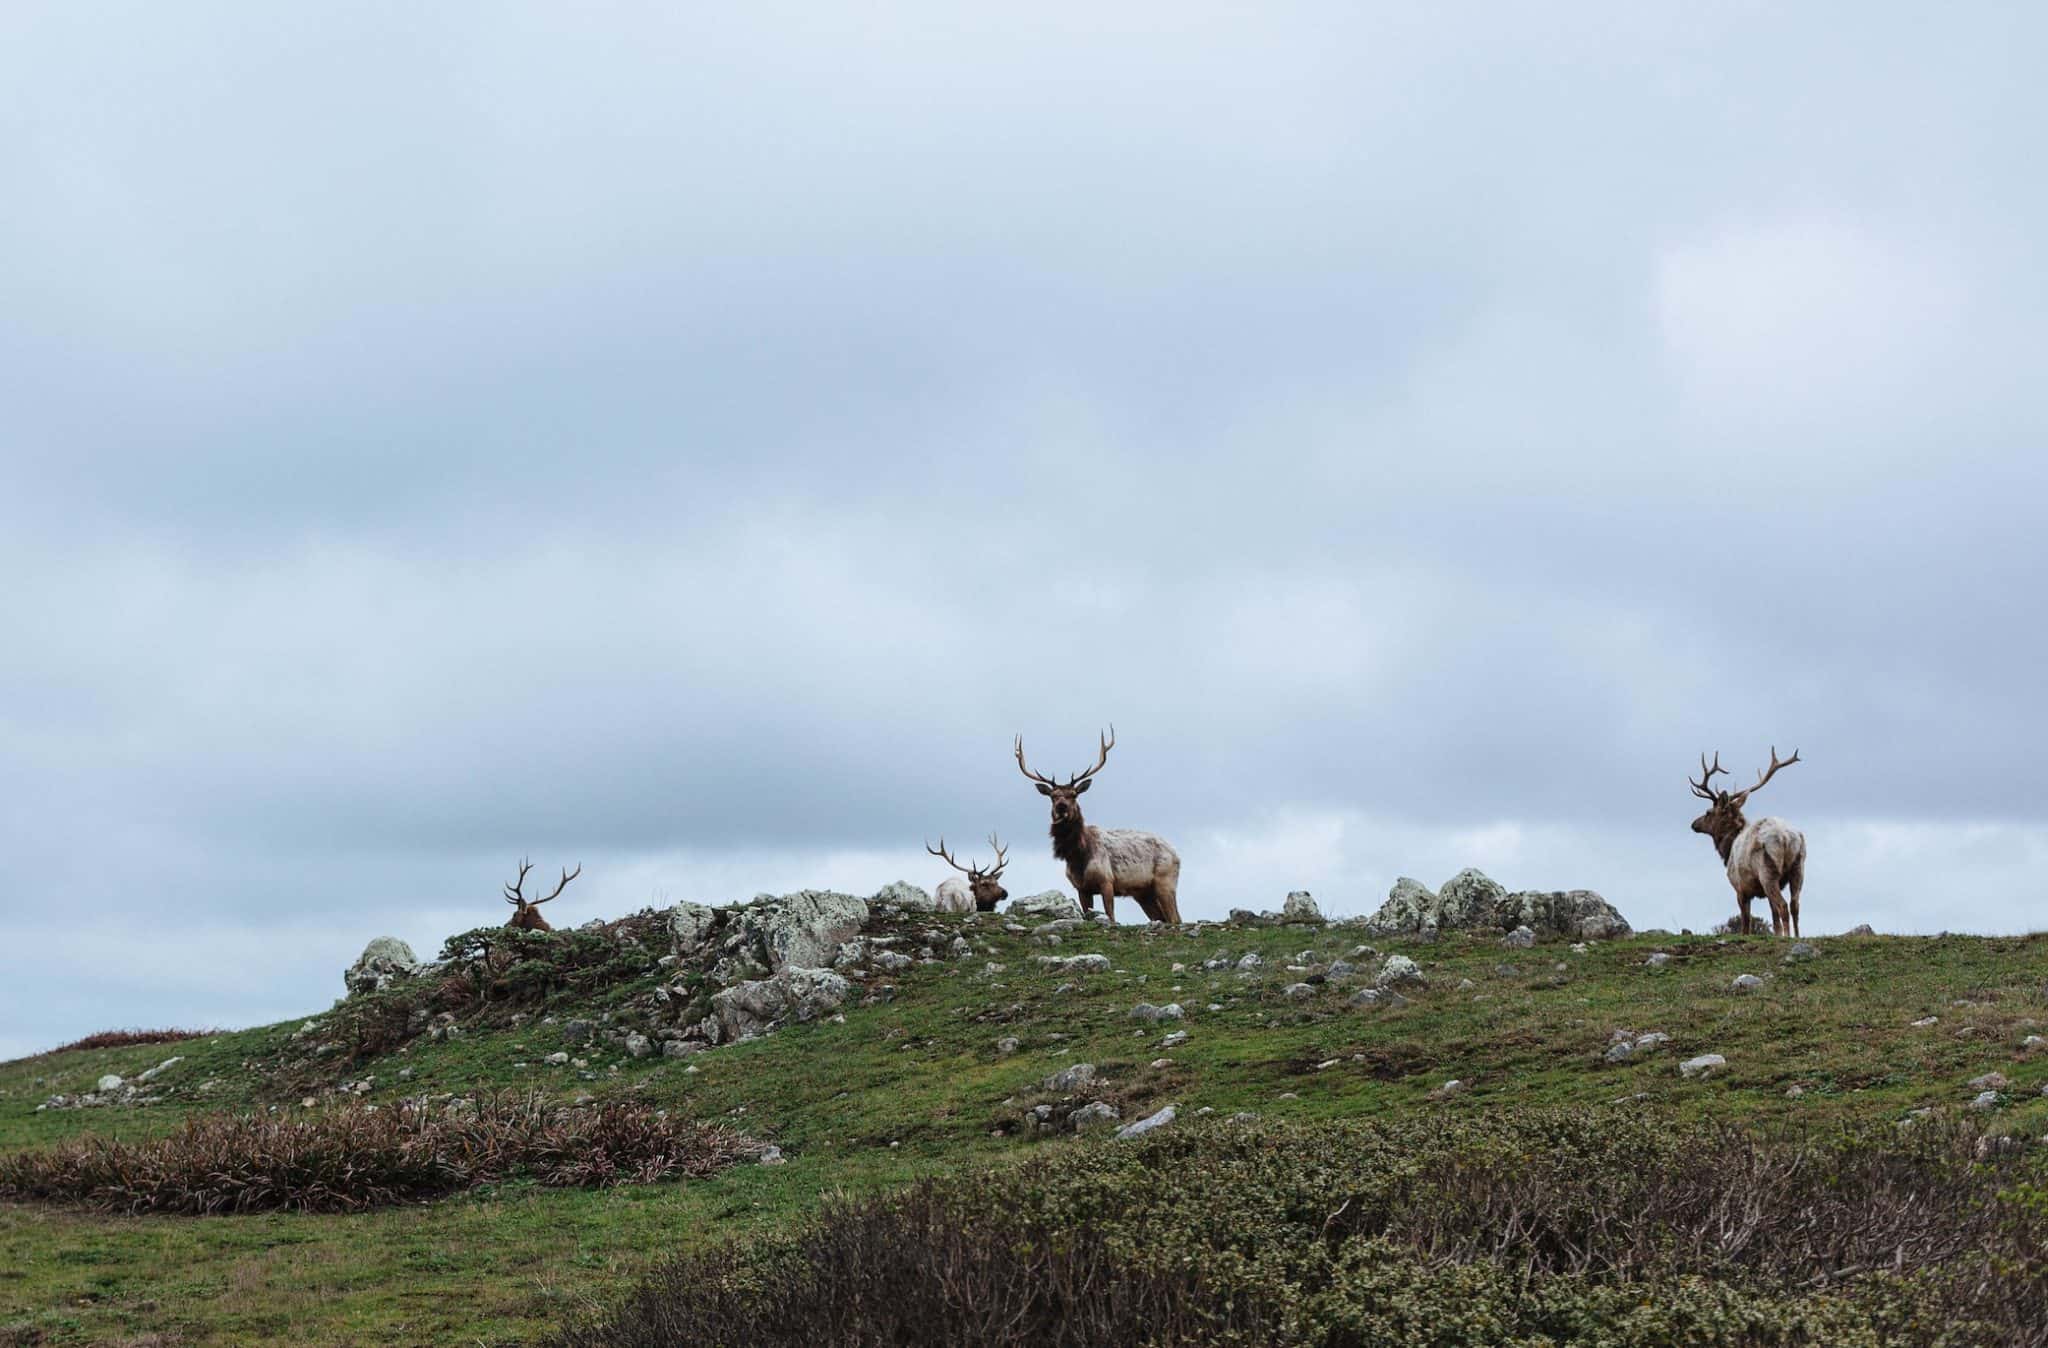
[504,857,581,932]
[927,834,1010,911]
[1014,726,1115,829]
[1689,748,1801,853]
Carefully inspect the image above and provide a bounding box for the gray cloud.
[3,3,2044,1055]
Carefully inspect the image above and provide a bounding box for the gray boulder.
[667,902,719,956]
[727,891,870,973]
[709,967,851,1041]
[1007,891,1084,921]
[1375,954,1427,989]
[1363,869,1505,935]
[1115,1104,1176,1140]
[344,936,421,998]
[1070,1101,1121,1131]
[1045,1062,1098,1092]
[1281,891,1323,923]
[1502,925,1536,949]
[1498,889,1632,941]
[869,880,934,911]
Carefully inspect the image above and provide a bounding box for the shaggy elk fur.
[1015,727,1182,925]
[503,858,581,932]
[1689,748,1807,937]
[927,835,1011,913]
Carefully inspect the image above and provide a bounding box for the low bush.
[31,1027,214,1058]
[557,1109,2048,1347]
[0,1091,758,1215]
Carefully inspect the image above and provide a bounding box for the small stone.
[1437,1079,1465,1096]
[1069,1101,1121,1132]
[96,1075,124,1093]
[1845,923,1875,936]
[1281,983,1315,1000]
[1502,925,1536,949]
[1150,1058,1174,1069]
[1970,1090,2002,1111]
[1644,952,1672,970]
[1785,1084,1805,1098]
[1044,1063,1098,1092]
[757,1145,786,1165]
[1374,954,1426,988]
[996,1037,1021,1055]
[545,1052,570,1066]
[1160,1030,1189,1049]
[1281,891,1323,923]
[1236,953,1263,970]
[1912,1016,1940,1028]
[1114,1104,1176,1139]
[1783,941,1817,962]
[1680,1053,1726,1079]
[1970,1072,2009,1091]
[1455,978,1476,992]
[624,1033,653,1059]
[1129,1003,1185,1022]
[1732,974,1765,992]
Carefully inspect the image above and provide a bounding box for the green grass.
[5,917,2048,1344]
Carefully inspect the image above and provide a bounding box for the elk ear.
[1035,782,1053,797]
[1073,779,1090,795]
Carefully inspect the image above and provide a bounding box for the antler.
[1688,753,1730,800]
[926,838,972,875]
[530,863,581,906]
[985,833,1009,875]
[1734,747,1801,803]
[504,857,535,906]
[1014,726,1116,787]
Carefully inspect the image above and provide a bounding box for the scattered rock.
[869,880,934,911]
[344,936,422,997]
[1044,1063,1098,1093]
[1114,1104,1176,1139]
[1644,952,1672,970]
[1006,891,1084,921]
[1970,1072,2010,1092]
[708,967,853,1041]
[1732,974,1765,992]
[95,1074,124,1093]
[1783,941,1817,962]
[1159,1030,1189,1049]
[1498,888,1633,941]
[996,1037,1021,1056]
[1680,1054,1726,1079]
[1069,1101,1120,1132]
[1236,953,1263,971]
[1281,891,1323,923]
[758,1145,786,1165]
[1374,954,1426,989]
[1502,925,1536,949]
[1281,983,1316,1000]
[1970,1091,2002,1111]
[1129,1003,1185,1022]
[624,1033,652,1059]
[666,902,719,956]
[1845,924,1875,936]
[1912,1016,1940,1028]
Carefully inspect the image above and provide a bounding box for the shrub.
[0,1092,759,1215]
[32,1027,213,1058]
[557,1110,2048,1347]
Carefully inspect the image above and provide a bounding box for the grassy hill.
[4,909,2048,1345]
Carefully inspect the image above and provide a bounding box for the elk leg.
[1787,862,1804,940]
[1154,874,1182,925]
[1756,861,1787,936]
[1100,878,1117,925]
[1737,896,1756,935]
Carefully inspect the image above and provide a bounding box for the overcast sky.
[3,4,2043,1059]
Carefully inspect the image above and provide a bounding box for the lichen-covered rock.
[870,880,935,911]
[1502,925,1536,949]
[1281,891,1323,923]
[1115,1104,1175,1139]
[1498,889,1632,941]
[709,967,852,1041]
[344,936,421,998]
[1070,1101,1121,1132]
[1006,891,1084,921]
[1375,954,1427,988]
[724,891,870,974]
[667,902,719,956]
[1364,870,1503,935]
[1045,1062,1097,1092]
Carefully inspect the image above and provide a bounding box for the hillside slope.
[5,906,2048,1345]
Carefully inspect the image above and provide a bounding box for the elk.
[926,834,1011,913]
[1689,748,1807,937]
[503,858,581,932]
[1015,726,1182,924]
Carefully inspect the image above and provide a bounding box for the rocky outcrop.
[1363,870,1630,942]
[708,967,851,1042]
[868,880,934,911]
[1006,891,1083,921]
[667,902,718,956]
[1281,891,1323,923]
[344,937,422,997]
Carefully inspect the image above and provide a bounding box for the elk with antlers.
[926,834,1011,913]
[1015,726,1182,924]
[503,858,582,932]
[1689,748,1807,937]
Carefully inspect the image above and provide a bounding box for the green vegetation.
[4,914,2047,1344]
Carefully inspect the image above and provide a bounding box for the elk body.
[1689,749,1806,937]
[503,858,581,932]
[927,835,1010,913]
[1015,727,1181,925]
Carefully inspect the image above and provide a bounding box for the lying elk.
[1689,748,1806,937]
[1015,726,1182,924]
[503,858,581,932]
[926,834,1010,913]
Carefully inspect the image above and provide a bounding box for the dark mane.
[1049,815,1095,867]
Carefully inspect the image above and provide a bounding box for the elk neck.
[1049,813,1097,865]
[1708,811,1745,863]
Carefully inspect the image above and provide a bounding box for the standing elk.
[503,858,582,932]
[926,834,1011,913]
[1689,748,1807,937]
[1015,726,1182,925]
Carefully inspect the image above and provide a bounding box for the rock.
[1680,1054,1726,1078]
[1732,974,1765,992]
[1970,1090,2002,1111]
[1912,1016,1940,1028]
[869,880,934,911]
[871,949,915,973]
[1970,1072,2009,1091]
[137,1057,182,1083]
[96,1074,124,1093]
[709,967,853,1041]
[661,1040,702,1060]
[758,1145,786,1165]
[2025,1036,2046,1050]
[1006,891,1084,921]
[1281,891,1323,923]
[1159,1030,1189,1049]
[344,936,421,997]
[1114,1104,1176,1139]
[1437,1079,1465,1096]
[1497,889,1633,942]
[1634,1032,1671,1051]
[1035,953,1110,974]
[1502,925,1536,949]
[562,1019,594,1046]
[1228,908,1260,925]
[1845,923,1875,936]
[1130,1003,1185,1022]
[1374,954,1426,989]
[667,902,719,956]
[996,1037,1021,1055]
[1235,952,1263,971]
[1645,952,1672,969]
[1327,959,1356,978]
[1281,983,1316,1000]
[742,891,871,973]
[1436,868,1511,925]
[1045,1063,1098,1092]
[1070,1101,1121,1132]
[1363,875,1445,935]
[624,1033,652,1059]
[1783,941,1817,963]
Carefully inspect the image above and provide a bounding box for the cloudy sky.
[4,4,2043,1059]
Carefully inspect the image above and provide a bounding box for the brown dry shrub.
[0,1092,758,1215]
[31,1028,213,1058]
